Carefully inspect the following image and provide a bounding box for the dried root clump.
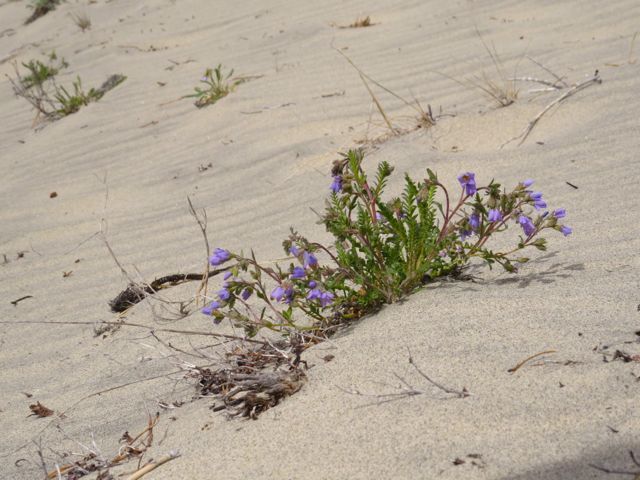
[108,283,149,312]
[196,343,307,419]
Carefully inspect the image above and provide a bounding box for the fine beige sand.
[1,0,640,478]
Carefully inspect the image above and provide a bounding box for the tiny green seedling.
[186,65,246,108]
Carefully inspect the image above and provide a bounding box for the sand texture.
[1,0,640,478]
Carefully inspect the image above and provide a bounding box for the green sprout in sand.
[187,64,247,108]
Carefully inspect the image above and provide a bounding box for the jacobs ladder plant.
[201,149,572,338]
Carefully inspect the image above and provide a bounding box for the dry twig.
[589,450,640,476]
[126,451,181,480]
[340,349,469,405]
[500,70,602,148]
[45,414,161,479]
[187,196,211,306]
[508,350,557,373]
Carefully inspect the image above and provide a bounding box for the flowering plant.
[202,149,571,337]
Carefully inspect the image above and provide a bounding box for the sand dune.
[1,0,639,478]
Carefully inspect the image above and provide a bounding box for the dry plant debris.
[29,401,54,418]
[44,413,163,479]
[351,16,373,28]
[108,268,230,312]
[25,0,61,25]
[340,350,469,406]
[335,16,376,29]
[507,349,557,373]
[501,69,602,148]
[590,450,640,476]
[196,342,308,419]
[70,12,91,32]
[334,47,437,147]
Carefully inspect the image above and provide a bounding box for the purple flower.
[290,266,306,279]
[518,215,536,237]
[438,250,447,258]
[209,248,231,266]
[375,212,383,222]
[459,229,472,241]
[553,208,566,219]
[289,245,300,256]
[307,288,322,301]
[283,286,294,304]
[330,175,343,193]
[271,286,285,302]
[303,251,318,269]
[488,209,502,223]
[241,288,252,300]
[271,285,293,303]
[457,172,477,196]
[217,288,231,301]
[308,280,317,288]
[561,225,572,236]
[201,301,221,315]
[320,291,334,307]
[529,192,543,201]
[522,179,534,188]
[469,213,480,231]
[534,199,547,211]
[223,271,233,280]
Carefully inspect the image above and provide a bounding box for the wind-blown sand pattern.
[1,0,640,478]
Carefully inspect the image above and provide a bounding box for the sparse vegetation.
[25,0,61,25]
[70,11,91,32]
[8,59,126,124]
[336,48,437,146]
[52,76,102,115]
[434,31,519,108]
[186,64,247,108]
[336,16,376,29]
[348,16,374,28]
[19,51,68,89]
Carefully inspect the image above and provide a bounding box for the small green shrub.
[186,64,246,108]
[8,58,126,125]
[19,52,68,89]
[53,77,101,115]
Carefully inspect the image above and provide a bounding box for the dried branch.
[589,450,640,476]
[406,350,469,398]
[500,70,602,148]
[187,196,211,306]
[525,56,569,88]
[340,349,469,406]
[507,349,557,373]
[126,451,181,480]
